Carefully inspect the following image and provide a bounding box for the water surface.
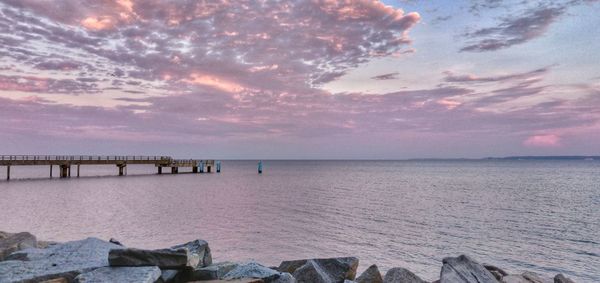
[0,160,598,282]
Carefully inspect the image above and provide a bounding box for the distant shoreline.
[215,156,600,161]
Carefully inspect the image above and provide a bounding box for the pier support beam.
[206,165,211,173]
[77,164,80,177]
[117,164,127,176]
[192,166,198,173]
[59,165,70,178]
[157,167,162,174]
[171,167,178,174]
[50,165,53,178]
[6,166,10,181]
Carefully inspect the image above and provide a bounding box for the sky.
[0,0,599,159]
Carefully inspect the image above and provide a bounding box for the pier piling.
[6,165,10,181]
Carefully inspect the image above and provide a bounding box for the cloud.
[0,1,598,157]
[523,134,561,147]
[371,72,400,80]
[443,67,550,83]
[461,5,565,52]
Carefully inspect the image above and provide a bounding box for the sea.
[0,160,598,282]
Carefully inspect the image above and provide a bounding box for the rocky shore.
[0,231,577,283]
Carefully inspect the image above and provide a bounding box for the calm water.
[0,160,598,282]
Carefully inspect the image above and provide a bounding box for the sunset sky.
[1,0,599,159]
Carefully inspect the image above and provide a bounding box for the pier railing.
[0,155,172,161]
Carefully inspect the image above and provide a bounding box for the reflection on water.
[0,160,598,282]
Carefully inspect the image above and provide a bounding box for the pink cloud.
[523,134,562,147]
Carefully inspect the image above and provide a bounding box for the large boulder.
[355,264,383,283]
[292,260,331,283]
[440,255,498,283]
[0,237,124,282]
[501,272,552,283]
[108,248,191,269]
[223,261,295,283]
[383,267,427,283]
[485,265,508,281]
[278,257,359,283]
[553,274,575,283]
[160,269,182,283]
[0,231,37,261]
[187,261,241,281]
[74,266,161,283]
[171,239,212,268]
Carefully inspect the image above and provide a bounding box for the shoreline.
[0,231,578,283]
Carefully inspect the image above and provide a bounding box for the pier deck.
[0,155,218,180]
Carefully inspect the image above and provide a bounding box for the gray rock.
[440,255,498,283]
[171,239,212,268]
[188,261,240,281]
[383,267,427,283]
[39,278,69,283]
[0,237,124,283]
[522,272,552,283]
[37,241,60,249]
[160,269,181,283]
[501,272,552,283]
[502,275,531,283]
[279,257,359,282]
[108,248,190,269]
[0,231,37,261]
[292,260,331,283]
[109,238,124,246]
[75,266,161,283]
[224,261,295,283]
[356,264,383,283]
[553,274,575,283]
[485,265,508,281]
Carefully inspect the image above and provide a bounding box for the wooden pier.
[0,155,217,180]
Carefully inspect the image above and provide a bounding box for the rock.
[109,238,124,246]
[485,265,508,281]
[171,239,212,268]
[522,272,552,283]
[440,255,498,283]
[502,275,532,283]
[0,231,37,261]
[383,267,427,283]
[501,272,553,283]
[356,264,383,283]
[554,274,575,283]
[161,269,182,283]
[75,266,161,283]
[40,278,69,283]
[187,261,240,281]
[278,257,359,282]
[188,279,264,283]
[223,261,295,283]
[37,241,60,249]
[108,248,191,269]
[0,237,124,282]
[292,260,331,283]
